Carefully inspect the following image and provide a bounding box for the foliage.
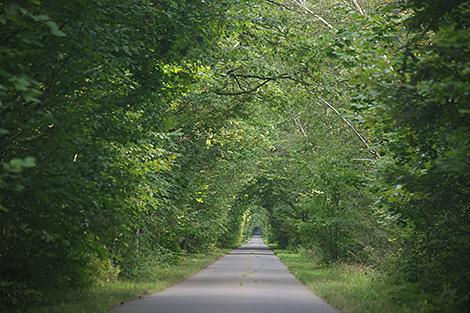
[0,0,248,310]
[30,250,226,313]
[1,0,468,312]
[276,249,433,313]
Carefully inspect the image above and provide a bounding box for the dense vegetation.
[1,0,468,312]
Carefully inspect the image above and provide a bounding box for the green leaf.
[22,157,36,168]
[122,45,132,56]
[9,159,25,168]
[12,77,30,91]
[32,14,50,22]
[4,160,22,173]
[163,117,176,130]
[46,21,66,37]
[4,157,36,173]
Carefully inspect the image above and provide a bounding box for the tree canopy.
[1,1,469,312]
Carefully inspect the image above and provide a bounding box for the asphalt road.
[109,236,341,313]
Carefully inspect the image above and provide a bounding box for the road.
[109,236,341,313]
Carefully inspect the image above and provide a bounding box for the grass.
[30,250,226,313]
[275,249,432,313]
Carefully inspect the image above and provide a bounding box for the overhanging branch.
[351,0,365,15]
[213,72,290,96]
[214,79,272,96]
[213,71,379,158]
[265,0,337,31]
[316,96,379,159]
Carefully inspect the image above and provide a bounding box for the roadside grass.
[30,250,226,313]
[275,249,432,313]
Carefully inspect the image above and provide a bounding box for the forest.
[0,0,469,312]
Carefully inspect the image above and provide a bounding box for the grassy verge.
[275,249,432,313]
[30,249,226,313]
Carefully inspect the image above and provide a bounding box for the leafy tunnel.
[1,1,469,312]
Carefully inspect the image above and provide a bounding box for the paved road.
[110,236,341,313]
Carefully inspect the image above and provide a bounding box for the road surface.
[109,236,341,313]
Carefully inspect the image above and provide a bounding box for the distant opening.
[252,226,262,236]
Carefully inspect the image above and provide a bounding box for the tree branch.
[266,0,292,11]
[351,0,365,15]
[290,0,337,31]
[214,71,379,158]
[316,96,379,158]
[292,115,308,137]
[214,72,290,96]
[214,79,272,96]
[266,0,337,31]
